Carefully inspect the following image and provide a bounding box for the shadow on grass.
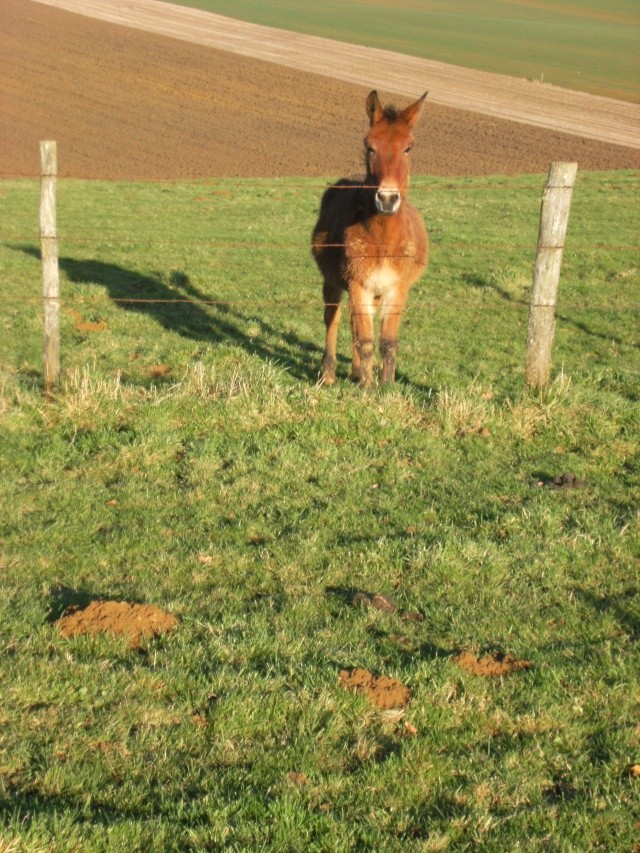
[398,794,470,840]
[14,244,439,398]
[15,245,324,383]
[46,585,97,623]
[0,785,221,833]
[46,585,147,624]
[463,272,639,351]
[575,586,638,640]
[0,787,123,829]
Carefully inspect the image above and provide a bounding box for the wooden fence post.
[525,161,577,389]
[40,140,60,395]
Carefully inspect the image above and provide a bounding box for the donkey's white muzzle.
[375,189,401,216]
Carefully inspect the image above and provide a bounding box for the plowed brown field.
[1,0,638,180]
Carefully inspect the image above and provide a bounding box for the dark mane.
[382,105,399,122]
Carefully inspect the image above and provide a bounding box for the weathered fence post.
[40,140,60,395]
[525,161,577,389]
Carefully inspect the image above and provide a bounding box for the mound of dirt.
[339,667,411,709]
[350,591,398,613]
[454,651,532,677]
[57,600,178,646]
[553,472,586,489]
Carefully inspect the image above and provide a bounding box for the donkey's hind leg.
[321,281,343,385]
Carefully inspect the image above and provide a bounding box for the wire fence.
[4,238,638,252]
[0,170,597,192]
[5,295,640,313]
[2,149,639,394]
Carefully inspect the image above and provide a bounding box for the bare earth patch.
[57,600,178,646]
[27,0,640,147]
[553,472,586,489]
[148,364,173,378]
[339,668,411,709]
[454,651,532,677]
[1,0,637,181]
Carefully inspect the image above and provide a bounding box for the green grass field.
[1,172,639,849]
[164,0,640,102]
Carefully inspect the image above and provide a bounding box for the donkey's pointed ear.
[402,91,428,128]
[366,90,383,126]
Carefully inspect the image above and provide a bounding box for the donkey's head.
[364,90,427,216]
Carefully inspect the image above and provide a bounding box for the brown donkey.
[312,90,429,387]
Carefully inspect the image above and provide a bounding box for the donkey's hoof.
[320,371,336,386]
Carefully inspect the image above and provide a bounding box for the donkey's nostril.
[375,190,401,215]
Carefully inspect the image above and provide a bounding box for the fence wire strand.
[2,238,638,253]
[8,293,640,314]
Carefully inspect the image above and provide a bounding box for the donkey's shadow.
[17,246,326,382]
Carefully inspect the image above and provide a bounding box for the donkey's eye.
[366,146,375,156]
[404,145,413,155]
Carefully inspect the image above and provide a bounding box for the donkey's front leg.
[380,338,398,383]
[380,288,408,383]
[349,284,375,388]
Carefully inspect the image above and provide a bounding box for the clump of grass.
[435,380,494,436]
